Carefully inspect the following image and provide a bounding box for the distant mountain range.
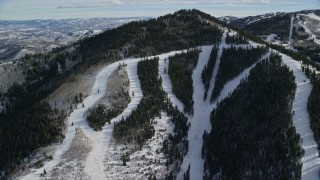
[219,9,320,62]
[0,17,147,62]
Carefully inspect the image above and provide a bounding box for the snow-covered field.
[281,53,320,180]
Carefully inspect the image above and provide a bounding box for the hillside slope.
[1,9,320,180]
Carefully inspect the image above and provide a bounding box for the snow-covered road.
[281,53,320,180]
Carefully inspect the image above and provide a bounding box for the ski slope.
[21,61,120,180]
[19,58,142,179]
[206,31,227,102]
[85,58,144,179]
[188,45,213,179]
[176,38,270,179]
[307,13,320,21]
[298,14,320,45]
[20,50,193,179]
[18,42,315,180]
[281,53,320,180]
[159,57,185,113]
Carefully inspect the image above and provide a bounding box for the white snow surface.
[187,45,213,180]
[159,55,186,113]
[280,53,320,180]
[307,13,320,21]
[266,34,277,42]
[298,14,320,45]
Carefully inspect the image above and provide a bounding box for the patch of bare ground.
[0,61,25,92]
[96,63,130,109]
[48,128,92,180]
[45,62,109,115]
[86,64,130,130]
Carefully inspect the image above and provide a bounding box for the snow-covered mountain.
[220,12,286,27]
[217,16,237,24]
[0,17,147,62]
[1,9,320,180]
[220,9,320,62]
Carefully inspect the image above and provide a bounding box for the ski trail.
[97,51,187,178]
[80,62,124,180]
[100,58,144,178]
[307,12,320,21]
[213,52,271,104]
[159,56,185,113]
[85,58,145,180]
[206,31,227,102]
[188,46,213,179]
[280,53,320,180]
[174,45,213,180]
[98,50,188,176]
[21,61,119,180]
[21,50,186,180]
[180,47,269,180]
[299,14,320,46]
[289,14,294,45]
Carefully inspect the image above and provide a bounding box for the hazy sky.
[0,0,319,20]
